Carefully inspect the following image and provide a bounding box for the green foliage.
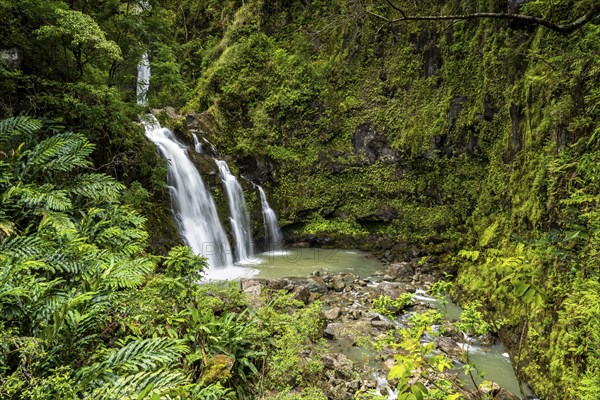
[163,245,207,280]
[374,309,464,400]
[34,8,122,78]
[371,294,413,319]
[456,302,492,336]
[302,215,369,240]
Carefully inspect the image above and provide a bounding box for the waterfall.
[216,160,256,264]
[143,117,234,269]
[137,53,235,272]
[192,134,202,153]
[136,53,150,106]
[257,186,283,251]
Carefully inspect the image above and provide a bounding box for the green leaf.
[513,281,530,297]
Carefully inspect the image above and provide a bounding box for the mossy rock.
[202,354,235,384]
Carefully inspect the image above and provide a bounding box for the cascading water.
[137,54,239,274]
[192,134,202,153]
[215,160,257,264]
[143,119,234,269]
[136,53,150,107]
[257,186,283,251]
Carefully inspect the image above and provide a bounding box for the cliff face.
[184,1,600,397]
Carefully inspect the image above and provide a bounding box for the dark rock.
[322,353,354,375]
[346,380,361,392]
[424,45,442,78]
[484,93,498,121]
[352,124,398,164]
[509,103,523,157]
[494,388,520,400]
[304,276,328,294]
[266,278,288,290]
[435,336,464,359]
[293,285,310,304]
[324,323,341,339]
[371,318,395,330]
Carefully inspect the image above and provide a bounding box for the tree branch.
[385,2,600,34]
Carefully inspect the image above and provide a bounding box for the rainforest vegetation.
[0,0,599,398]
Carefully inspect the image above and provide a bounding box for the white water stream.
[257,185,283,251]
[216,159,259,265]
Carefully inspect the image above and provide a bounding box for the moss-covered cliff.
[180,0,600,397]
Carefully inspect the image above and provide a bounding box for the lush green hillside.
[1,0,599,398]
[182,1,600,397]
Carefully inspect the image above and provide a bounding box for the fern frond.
[21,132,93,176]
[42,250,84,275]
[0,235,45,259]
[89,369,188,400]
[78,337,189,387]
[0,116,41,141]
[105,338,189,372]
[5,184,72,212]
[68,173,125,203]
[99,256,154,290]
[38,210,76,234]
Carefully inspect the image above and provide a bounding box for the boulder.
[304,276,328,294]
[332,275,346,291]
[324,307,341,320]
[265,278,288,290]
[370,315,395,330]
[376,282,407,299]
[385,262,414,282]
[435,336,465,359]
[322,353,354,378]
[293,285,310,304]
[240,279,262,296]
[494,388,520,400]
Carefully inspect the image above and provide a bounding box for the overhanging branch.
[384,2,600,34]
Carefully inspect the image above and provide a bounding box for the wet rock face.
[352,124,398,164]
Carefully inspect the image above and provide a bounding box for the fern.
[5,184,72,212]
[99,256,155,290]
[88,369,188,400]
[38,210,76,234]
[0,115,42,142]
[21,132,93,177]
[0,235,45,259]
[68,173,125,203]
[78,337,189,393]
